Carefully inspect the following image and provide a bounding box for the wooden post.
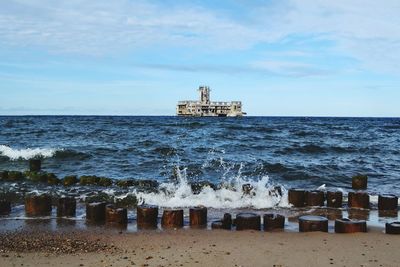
[298,215,328,232]
[105,204,127,225]
[327,191,343,208]
[352,174,367,189]
[334,218,367,233]
[348,192,369,209]
[386,222,400,234]
[0,200,11,215]
[325,209,343,221]
[86,202,106,223]
[189,206,207,228]
[222,213,232,229]
[25,194,52,216]
[57,197,76,217]
[137,204,158,229]
[305,190,325,207]
[211,221,224,229]
[161,209,184,229]
[29,159,42,172]
[288,189,306,207]
[212,213,232,230]
[263,214,285,231]
[242,184,253,195]
[348,209,369,221]
[378,194,398,211]
[235,213,261,231]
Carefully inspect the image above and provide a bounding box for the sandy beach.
[0,227,399,267]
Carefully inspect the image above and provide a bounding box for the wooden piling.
[378,194,398,211]
[263,214,285,231]
[298,215,328,232]
[348,192,369,209]
[235,213,261,231]
[29,159,42,172]
[386,222,400,234]
[57,197,76,217]
[137,204,158,229]
[352,174,367,190]
[105,204,127,225]
[161,209,184,229]
[222,213,232,229]
[25,194,52,216]
[334,218,367,233]
[327,191,343,208]
[288,189,306,207]
[86,202,106,223]
[189,206,207,228]
[0,200,11,215]
[348,209,369,221]
[305,190,325,207]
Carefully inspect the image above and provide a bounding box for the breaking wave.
[0,145,59,160]
[128,168,289,209]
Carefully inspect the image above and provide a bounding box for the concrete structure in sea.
[176,86,245,117]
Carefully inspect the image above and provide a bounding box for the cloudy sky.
[0,0,399,116]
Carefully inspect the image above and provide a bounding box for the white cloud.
[0,0,400,74]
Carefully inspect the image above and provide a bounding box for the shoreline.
[0,227,399,267]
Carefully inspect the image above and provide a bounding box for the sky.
[0,0,400,116]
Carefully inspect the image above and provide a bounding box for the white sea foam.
[111,167,289,209]
[0,145,58,160]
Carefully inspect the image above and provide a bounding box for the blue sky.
[0,0,400,116]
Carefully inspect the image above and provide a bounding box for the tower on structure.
[198,86,210,105]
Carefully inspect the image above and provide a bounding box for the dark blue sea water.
[0,116,399,209]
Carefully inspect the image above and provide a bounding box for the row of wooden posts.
[288,189,398,210]
[0,195,399,234]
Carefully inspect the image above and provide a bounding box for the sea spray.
[0,145,59,160]
[126,167,290,209]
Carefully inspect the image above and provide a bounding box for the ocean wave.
[0,145,59,160]
[133,168,289,209]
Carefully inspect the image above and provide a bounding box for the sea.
[0,116,399,228]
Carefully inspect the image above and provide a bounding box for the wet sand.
[0,227,399,267]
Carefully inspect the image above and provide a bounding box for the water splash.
[130,167,289,209]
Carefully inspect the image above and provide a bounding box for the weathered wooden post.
[105,204,127,225]
[352,174,367,189]
[335,218,367,233]
[298,215,328,232]
[25,194,52,216]
[263,214,285,231]
[29,159,42,172]
[189,206,207,228]
[378,194,398,211]
[57,197,76,217]
[288,189,306,207]
[212,213,232,230]
[327,191,343,208]
[222,213,232,229]
[86,202,107,223]
[0,200,11,215]
[386,222,400,234]
[137,204,158,229]
[242,184,253,195]
[325,209,343,220]
[235,213,261,231]
[348,209,369,221]
[161,209,184,229]
[305,190,325,207]
[348,192,369,209]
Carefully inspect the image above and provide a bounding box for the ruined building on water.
[176,86,245,117]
